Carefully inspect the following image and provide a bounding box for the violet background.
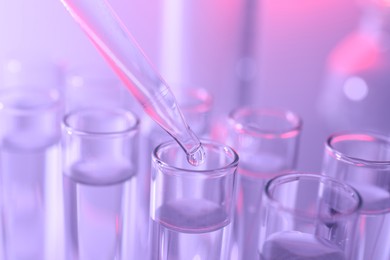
[0,0,365,172]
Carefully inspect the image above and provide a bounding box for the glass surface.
[149,140,238,260]
[0,88,62,259]
[322,131,390,260]
[226,107,302,260]
[259,173,362,260]
[137,86,213,256]
[62,108,140,259]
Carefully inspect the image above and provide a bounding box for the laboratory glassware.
[0,88,62,259]
[149,140,238,260]
[322,131,390,260]
[62,108,140,259]
[60,0,204,165]
[259,173,362,260]
[225,107,302,260]
[138,86,213,256]
[143,86,213,164]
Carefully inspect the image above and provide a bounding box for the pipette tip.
[186,144,206,166]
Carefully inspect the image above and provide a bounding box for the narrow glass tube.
[144,87,213,151]
[149,140,238,260]
[62,108,140,259]
[322,131,390,260]
[259,173,362,260]
[137,87,213,256]
[60,0,204,164]
[226,107,302,260]
[0,88,62,259]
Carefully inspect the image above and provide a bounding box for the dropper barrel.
[60,0,202,154]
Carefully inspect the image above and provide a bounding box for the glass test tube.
[149,140,238,260]
[225,107,302,260]
[322,132,390,260]
[259,173,362,260]
[62,108,139,260]
[137,87,213,255]
[0,88,62,259]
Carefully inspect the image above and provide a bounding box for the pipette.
[60,0,205,165]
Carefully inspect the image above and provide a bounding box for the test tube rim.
[152,140,239,177]
[228,106,302,139]
[325,131,390,168]
[0,87,61,115]
[63,107,139,137]
[264,172,362,220]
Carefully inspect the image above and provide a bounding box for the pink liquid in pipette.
[61,0,205,166]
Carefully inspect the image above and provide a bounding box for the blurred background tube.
[224,107,302,259]
[0,88,62,259]
[62,108,140,259]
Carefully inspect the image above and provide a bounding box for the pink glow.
[332,133,375,144]
[359,216,365,237]
[233,125,299,140]
[210,119,229,143]
[63,0,156,112]
[377,0,390,7]
[280,130,300,139]
[238,167,281,179]
[327,31,381,74]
